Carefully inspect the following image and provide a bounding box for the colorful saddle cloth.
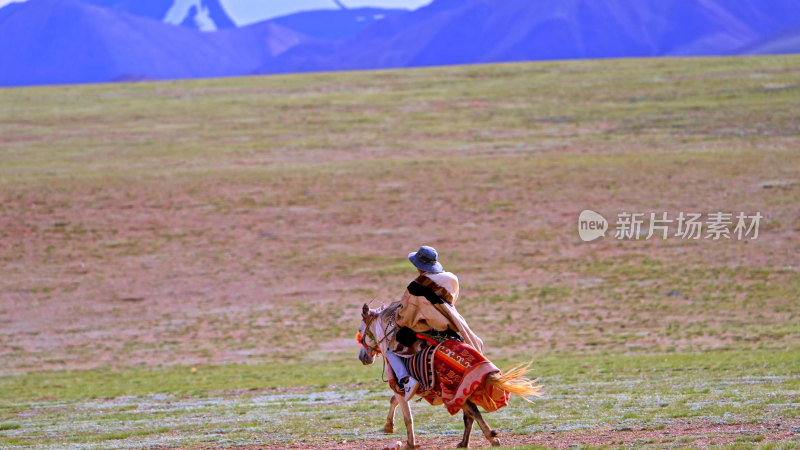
[397,340,509,415]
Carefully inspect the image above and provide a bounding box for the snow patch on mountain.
[164,0,216,31]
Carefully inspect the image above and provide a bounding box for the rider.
[385,246,484,401]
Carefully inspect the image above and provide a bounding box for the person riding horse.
[385,246,485,400]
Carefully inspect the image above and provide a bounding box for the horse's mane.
[374,301,402,316]
[372,302,402,337]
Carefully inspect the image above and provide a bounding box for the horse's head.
[357,303,378,365]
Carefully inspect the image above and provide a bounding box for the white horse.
[357,303,541,449]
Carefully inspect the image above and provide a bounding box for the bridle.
[357,307,400,384]
[357,310,396,358]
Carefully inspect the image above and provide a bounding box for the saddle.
[403,341,438,392]
[396,326,464,347]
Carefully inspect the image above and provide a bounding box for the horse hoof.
[491,439,501,447]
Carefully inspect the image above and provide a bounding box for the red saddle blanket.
[390,340,509,415]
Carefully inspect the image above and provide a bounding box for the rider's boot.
[403,377,419,401]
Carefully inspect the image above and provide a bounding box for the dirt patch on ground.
[269,419,799,449]
[2,145,799,373]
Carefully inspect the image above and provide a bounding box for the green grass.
[2,57,799,187]
[0,358,373,403]
[0,348,797,447]
[1,55,800,446]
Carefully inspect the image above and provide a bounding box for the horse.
[357,303,541,449]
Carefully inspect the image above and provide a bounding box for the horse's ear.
[362,303,370,318]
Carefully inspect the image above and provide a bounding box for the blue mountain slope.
[262,0,800,73]
[0,1,23,24]
[270,7,408,41]
[0,0,306,86]
[737,26,800,55]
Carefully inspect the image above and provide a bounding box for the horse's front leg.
[383,394,399,433]
[396,393,415,449]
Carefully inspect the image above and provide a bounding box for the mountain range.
[263,0,800,73]
[1,0,799,87]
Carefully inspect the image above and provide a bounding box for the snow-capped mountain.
[80,0,236,31]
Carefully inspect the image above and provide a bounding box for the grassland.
[1,55,799,448]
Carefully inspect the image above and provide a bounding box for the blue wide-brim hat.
[408,246,443,273]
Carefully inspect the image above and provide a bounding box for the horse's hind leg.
[463,400,500,447]
[383,394,399,433]
[456,409,474,448]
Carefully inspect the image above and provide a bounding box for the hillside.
[738,26,800,55]
[0,0,305,86]
[270,7,408,41]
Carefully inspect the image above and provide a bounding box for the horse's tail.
[486,362,542,402]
